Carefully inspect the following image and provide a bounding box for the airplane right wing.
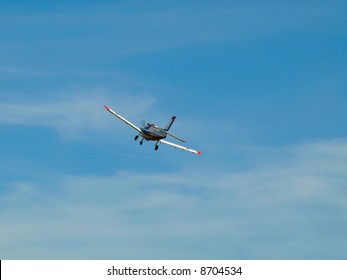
[159,139,201,155]
[104,105,142,133]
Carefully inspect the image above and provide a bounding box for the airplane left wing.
[159,139,201,155]
[104,105,142,133]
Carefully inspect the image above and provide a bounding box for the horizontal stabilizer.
[165,131,186,142]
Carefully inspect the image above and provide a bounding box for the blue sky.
[1,0,347,259]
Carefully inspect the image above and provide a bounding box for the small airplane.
[104,105,201,155]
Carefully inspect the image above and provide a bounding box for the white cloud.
[1,139,347,259]
[0,92,155,139]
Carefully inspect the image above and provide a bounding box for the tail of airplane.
[163,116,186,142]
[164,116,176,131]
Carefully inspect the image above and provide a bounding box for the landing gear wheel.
[155,145,159,151]
[134,135,139,141]
[140,140,143,145]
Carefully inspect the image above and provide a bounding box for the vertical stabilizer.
[164,116,176,131]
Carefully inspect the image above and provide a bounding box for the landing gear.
[155,145,159,151]
[136,135,144,145]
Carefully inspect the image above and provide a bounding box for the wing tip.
[104,105,110,111]
[197,151,202,155]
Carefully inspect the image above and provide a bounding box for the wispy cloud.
[94,1,347,56]
[0,92,155,139]
[1,139,346,259]
[0,68,39,75]
[2,1,344,59]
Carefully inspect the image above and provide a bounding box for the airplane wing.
[104,105,142,133]
[159,139,201,155]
